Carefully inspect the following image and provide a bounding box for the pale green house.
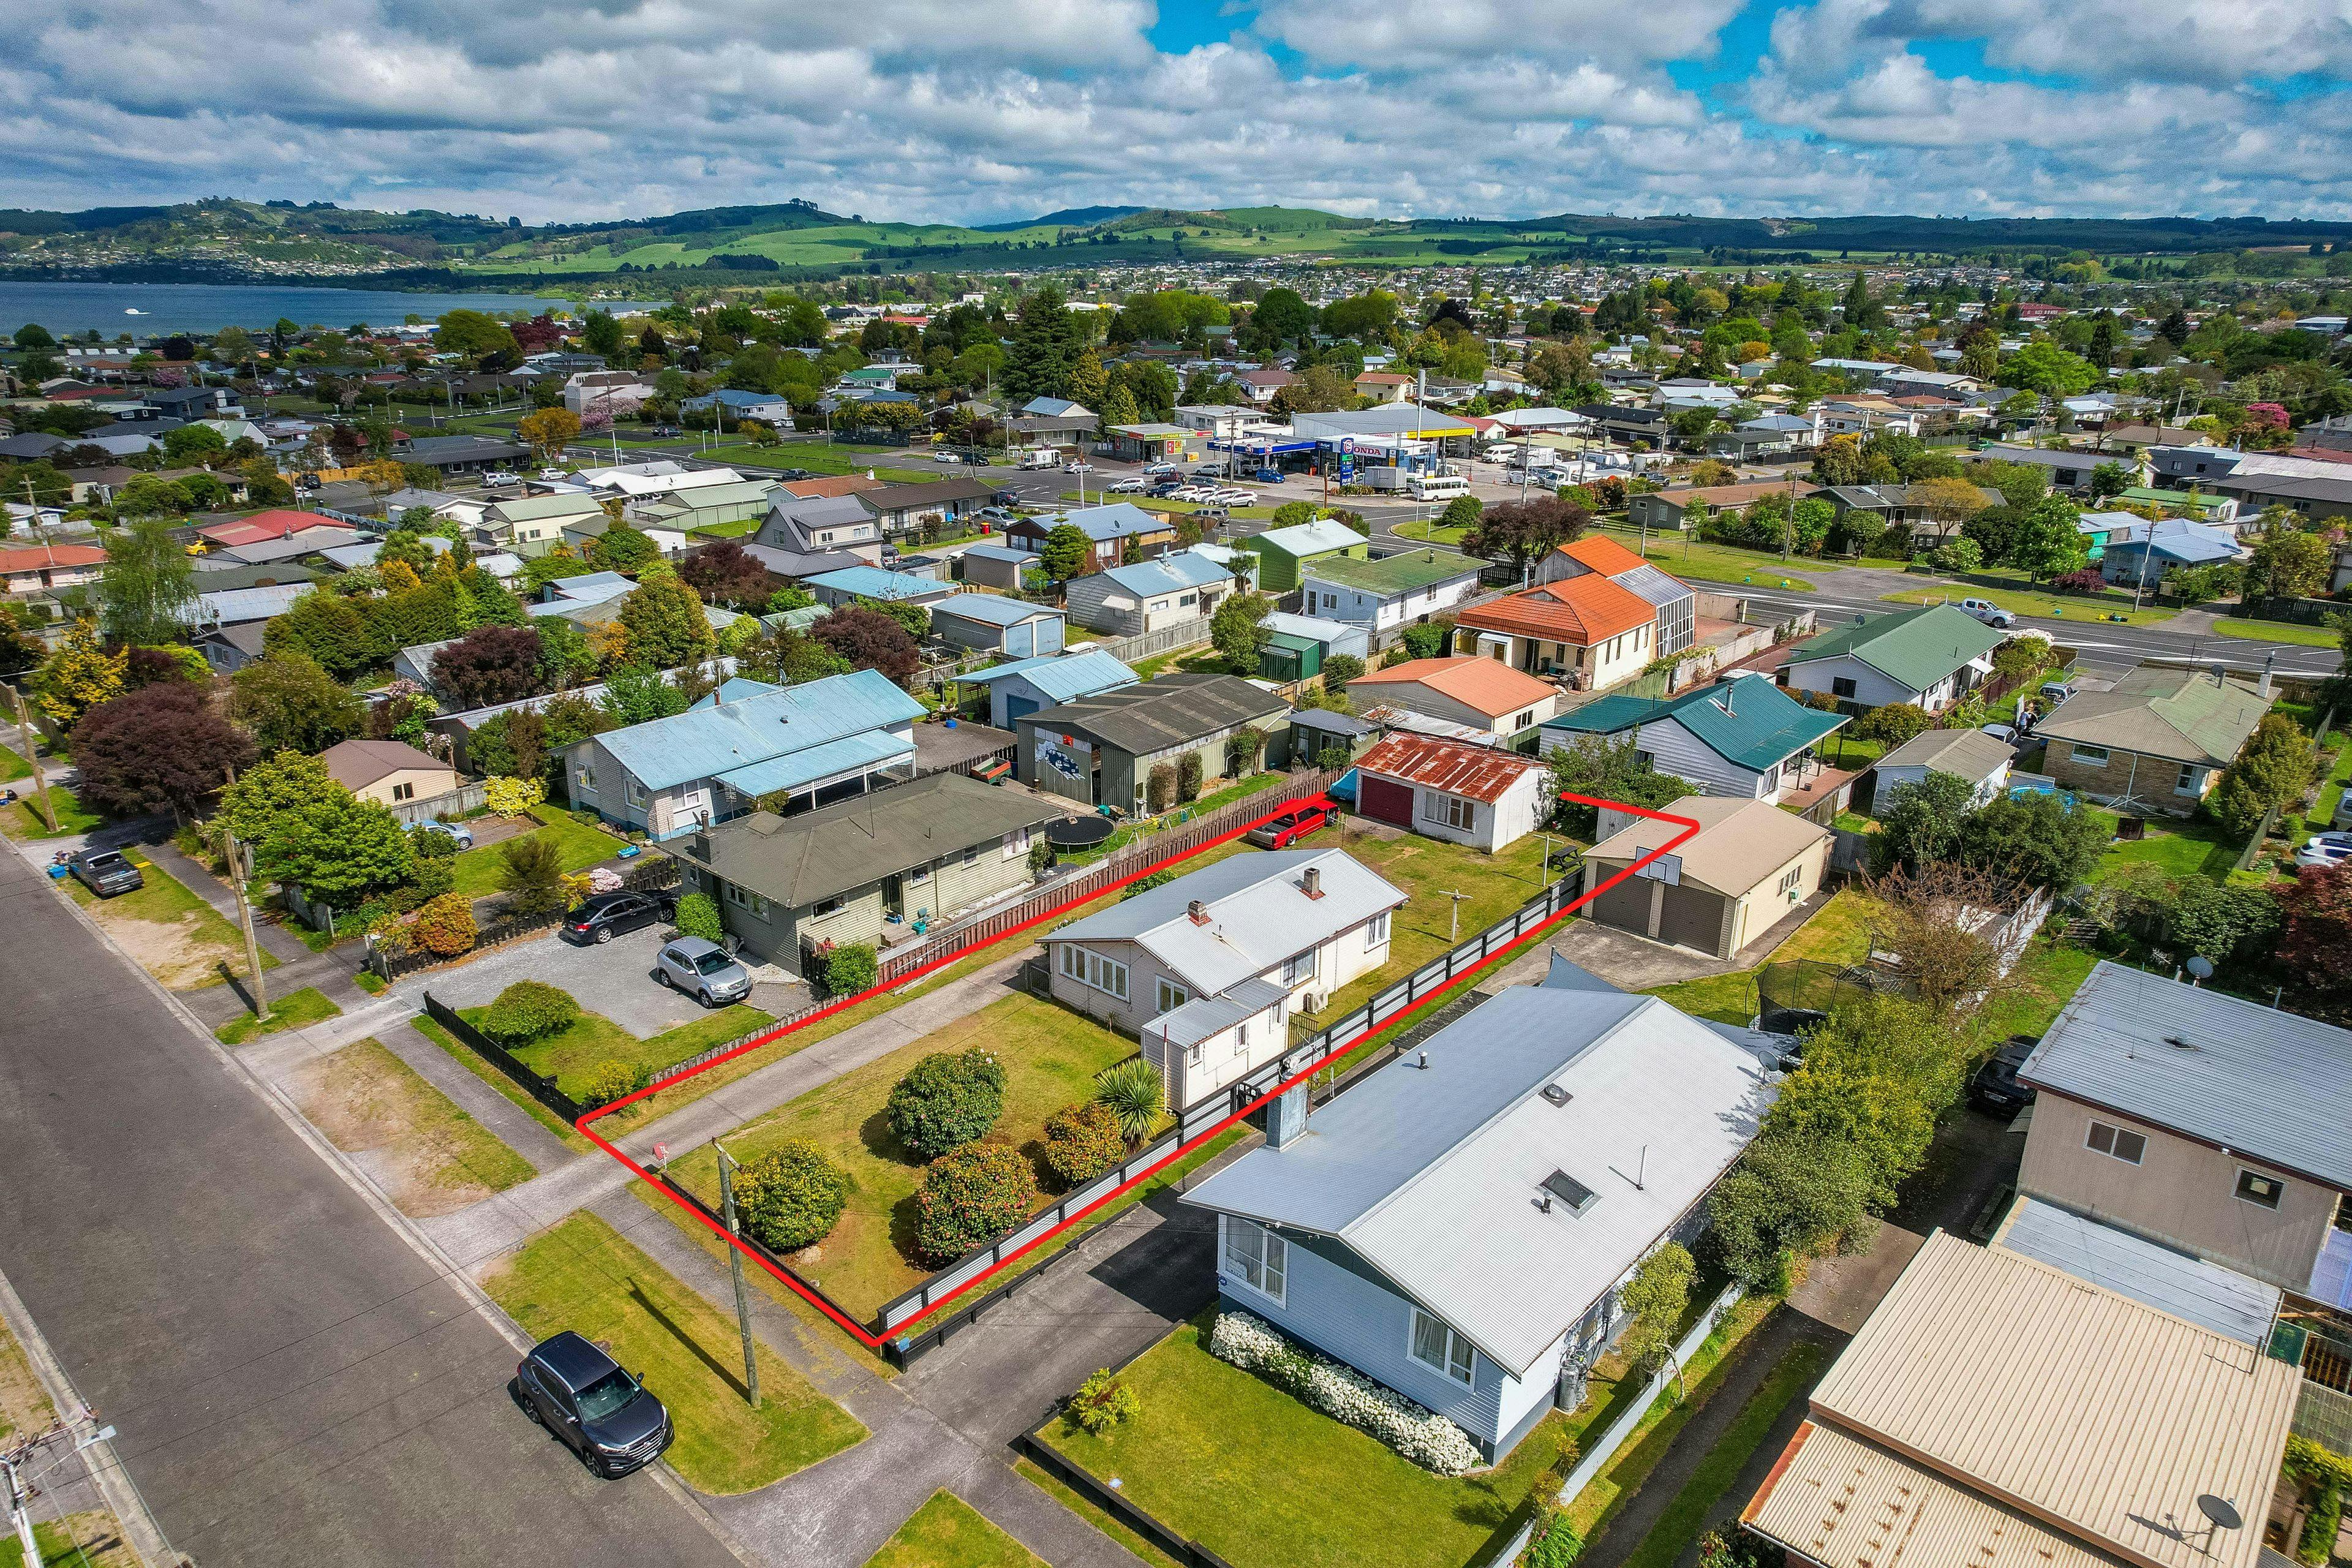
[1243,518,1370,593]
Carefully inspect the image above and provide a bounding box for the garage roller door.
[1359,774,1414,827]
[1589,870,1653,936]
[1658,885,1729,956]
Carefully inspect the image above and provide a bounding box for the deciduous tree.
[431,625,546,710]
[812,605,921,685]
[616,564,715,668]
[72,682,252,821]
[1463,495,1589,576]
[228,650,364,753]
[97,519,199,649]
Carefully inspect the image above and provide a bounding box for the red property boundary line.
[578,788,1702,1352]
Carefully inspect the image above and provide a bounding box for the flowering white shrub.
[1208,1310,1482,1475]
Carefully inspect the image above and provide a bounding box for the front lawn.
[1589,526,1818,593]
[216,986,343,1044]
[864,1492,1044,1568]
[292,1038,535,1215]
[2,785,104,840]
[484,1212,866,1494]
[64,849,282,990]
[662,990,1145,1321]
[448,805,630,897]
[413,1014,592,1153]
[0,744,29,783]
[1878,569,2173,627]
[459,1002,777,1105]
[1037,1317,1576,1568]
[2212,617,2343,648]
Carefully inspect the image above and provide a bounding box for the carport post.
[712,1140,761,1408]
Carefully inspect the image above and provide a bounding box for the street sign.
[1635,853,1682,887]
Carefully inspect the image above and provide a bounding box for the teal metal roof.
[1785,605,2005,696]
[597,668,924,791]
[712,728,915,797]
[1542,677,1845,772]
[961,648,1137,704]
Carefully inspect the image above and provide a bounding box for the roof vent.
[1540,1084,1572,1107]
[1540,1169,1599,1216]
[2166,1034,2199,1050]
[1188,899,1211,925]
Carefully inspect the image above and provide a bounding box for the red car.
[1245,798,1336,850]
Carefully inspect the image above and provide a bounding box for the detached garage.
[1580,795,1830,960]
[1353,733,1548,853]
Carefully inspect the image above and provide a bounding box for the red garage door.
[1359,774,1414,827]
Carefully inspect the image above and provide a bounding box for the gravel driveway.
[391,925,715,1038]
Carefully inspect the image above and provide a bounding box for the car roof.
[665,935,726,957]
[582,889,644,907]
[532,1330,619,1390]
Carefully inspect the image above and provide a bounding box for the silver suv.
[655,936,753,1008]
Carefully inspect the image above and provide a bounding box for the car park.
[561,889,677,946]
[1967,1035,2040,1116]
[1243,799,1336,850]
[1957,598,2016,628]
[514,1331,673,1479]
[655,936,754,1007]
[68,849,145,898]
[2298,832,2352,871]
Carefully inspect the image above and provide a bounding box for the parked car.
[1968,1035,2040,1117]
[2038,680,2076,705]
[773,467,815,481]
[1107,477,1148,494]
[561,889,677,946]
[415,820,475,851]
[537,467,567,481]
[1243,798,1336,850]
[1148,481,1187,498]
[933,448,965,462]
[1956,598,2016,629]
[514,1331,673,1479]
[1142,462,1180,477]
[655,936,753,1008]
[481,470,519,487]
[2297,832,2352,871]
[2334,791,2352,832]
[69,849,145,899]
[977,505,1018,522]
[1980,722,2019,745]
[1253,468,1284,483]
[1215,488,1254,505]
[651,425,682,438]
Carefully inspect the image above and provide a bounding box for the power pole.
[1441,888,1470,943]
[7,684,56,834]
[4,1441,38,1568]
[712,1140,762,1408]
[218,771,268,1019]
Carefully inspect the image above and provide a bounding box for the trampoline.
[1046,815,1117,850]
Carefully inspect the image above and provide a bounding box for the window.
[1156,978,1190,1014]
[390,781,415,801]
[1236,1019,1251,1051]
[1409,1309,1475,1387]
[1180,592,1196,606]
[1322,593,1336,610]
[960,846,980,867]
[2175,765,2202,796]
[812,895,845,918]
[575,766,595,797]
[1059,944,1129,1000]
[1423,792,1474,831]
[2237,1169,2285,1209]
[1777,865,1803,895]
[2086,1120,2146,1164]
[910,863,930,884]
[1224,1218,1286,1303]
[1281,949,1317,987]
[627,777,649,807]
[1512,709,1534,732]
[1830,677,1858,699]
[722,882,768,918]
[2071,744,2111,767]
[1365,910,1390,949]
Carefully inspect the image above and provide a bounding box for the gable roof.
[2020,960,2352,1189]
[197,509,340,547]
[1251,519,1370,558]
[594,668,925,792]
[1355,734,1544,803]
[1300,548,1482,598]
[1875,725,2018,781]
[1551,534,1649,576]
[1586,794,1830,897]
[2101,518,2240,564]
[318,738,448,791]
[0,543,106,573]
[961,648,1139,703]
[1349,656,1557,718]
[1784,604,2006,695]
[1009,502,1170,543]
[1184,986,1773,1374]
[1542,677,1847,772]
[2032,666,2268,766]
[1089,553,1234,599]
[1456,574,1655,646]
[1050,848,1404,997]
[1023,672,1285,756]
[779,475,886,499]
[805,565,954,601]
[929,592,1059,628]
[856,477,995,512]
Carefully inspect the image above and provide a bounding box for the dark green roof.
[1785,605,2006,696]
[1542,677,1846,772]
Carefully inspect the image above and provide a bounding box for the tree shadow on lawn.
[628,1278,751,1401]
[859,1106,913,1164]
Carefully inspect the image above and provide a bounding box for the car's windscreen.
[695,952,735,975]
[88,855,124,869]
[571,1368,639,1421]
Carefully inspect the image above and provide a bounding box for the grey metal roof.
[1023,672,1286,758]
[193,582,312,625]
[1091,554,1233,599]
[1542,954,1624,993]
[1151,976,1291,1047]
[1287,707,1376,736]
[595,668,925,792]
[218,527,364,564]
[2020,962,2352,1189]
[1876,726,2018,782]
[930,593,1059,629]
[1183,987,1775,1374]
[1994,1197,2280,1348]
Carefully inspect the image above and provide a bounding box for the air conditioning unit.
[1299,990,1327,1013]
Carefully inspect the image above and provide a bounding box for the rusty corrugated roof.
[1355,733,1543,804]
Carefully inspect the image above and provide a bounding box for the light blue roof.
[930,593,1060,628]
[1996,1197,2279,1348]
[595,668,925,792]
[194,583,312,625]
[540,570,635,605]
[690,677,785,709]
[1025,502,1164,543]
[1094,554,1233,598]
[712,728,916,797]
[961,648,1138,704]
[2102,518,2239,565]
[807,565,951,601]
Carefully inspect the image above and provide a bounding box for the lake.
[0,281,666,338]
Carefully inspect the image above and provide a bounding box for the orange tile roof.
[780,475,888,498]
[1350,656,1559,718]
[1356,734,1543,804]
[1554,534,1649,577]
[0,543,105,573]
[1456,576,1655,647]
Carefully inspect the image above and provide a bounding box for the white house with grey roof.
[1184,983,1776,1461]
[1045,849,1406,1110]
[1063,552,1238,636]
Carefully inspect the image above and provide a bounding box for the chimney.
[1302,866,1323,900]
[1188,899,1210,925]
[1267,1082,1309,1149]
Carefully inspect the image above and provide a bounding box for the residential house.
[566,668,925,839]
[1973,443,2143,494]
[2031,666,2267,815]
[1297,549,1484,645]
[2212,469,2352,524]
[1016,673,1289,811]
[318,739,461,809]
[1256,611,1369,684]
[777,474,888,502]
[1821,481,2006,547]
[682,388,793,424]
[559,507,690,561]
[1346,657,1565,748]
[2117,484,2241,527]
[482,492,606,557]
[1779,604,2005,714]
[855,477,996,541]
[1234,369,1295,407]
[1352,734,1549,852]
[1063,552,1237,636]
[1532,534,1697,658]
[929,594,1065,658]
[1185,983,1775,1461]
[1871,726,2016,810]
[1453,576,1656,693]
[562,371,651,418]
[399,434,532,476]
[665,773,1065,978]
[1047,849,1405,1106]
[1627,481,1820,533]
[1001,503,1178,576]
[960,648,1138,729]
[1741,1231,2296,1568]
[1243,519,1370,594]
[1172,405,1258,442]
[1536,677,1847,803]
[1020,397,1096,421]
[196,510,342,551]
[209,526,369,568]
[1572,404,1670,446]
[802,565,963,611]
[0,543,105,600]
[1580,795,1831,959]
[2017,962,2352,1298]
[1353,371,1413,404]
[2098,518,2242,588]
[752,492,884,572]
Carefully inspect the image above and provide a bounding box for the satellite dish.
[2197,1496,2244,1532]
[2186,956,2215,981]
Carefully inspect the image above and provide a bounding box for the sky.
[4,0,2349,227]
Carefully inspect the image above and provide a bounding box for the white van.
[1019,449,1061,470]
[1407,472,1472,502]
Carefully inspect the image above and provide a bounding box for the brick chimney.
[1301,866,1323,900]
[1188,899,1210,925]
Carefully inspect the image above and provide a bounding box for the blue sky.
[3,0,2346,224]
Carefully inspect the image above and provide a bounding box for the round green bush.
[478,979,581,1047]
[675,892,724,944]
[823,941,879,998]
[886,1049,1006,1160]
[914,1142,1038,1264]
[578,1060,636,1109]
[732,1138,850,1253]
[1041,1099,1124,1189]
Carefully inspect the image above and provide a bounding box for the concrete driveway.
[390,925,790,1038]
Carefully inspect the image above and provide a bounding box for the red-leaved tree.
[2277,864,2352,995]
[679,541,775,611]
[72,682,254,822]
[813,605,922,686]
[431,625,547,710]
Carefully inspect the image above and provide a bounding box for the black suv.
[1968,1035,2040,1117]
[515,1332,672,1478]
[560,889,676,946]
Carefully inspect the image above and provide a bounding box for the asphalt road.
[0,845,742,1568]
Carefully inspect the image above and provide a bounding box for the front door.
[883,875,904,919]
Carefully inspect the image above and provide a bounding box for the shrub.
[887,1049,1006,1159]
[1525,1510,1585,1568]
[914,1142,1037,1263]
[497,832,566,916]
[732,1138,851,1253]
[1176,750,1203,802]
[478,980,581,1047]
[410,822,460,859]
[823,940,878,999]
[1041,1100,1125,1188]
[578,1061,636,1108]
[1853,703,1931,746]
[675,892,724,943]
[1120,870,1177,900]
[1062,1369,1141,1436]
[1093,1058,1165,1146]
[1399,620,1451,660]
[1928,538,1982,574]
[1027,837,1053,877]
[409,857,455,901]
[1208,1310,1482,1474]
[483,775,546,816]
[409,892,477,957]
[1146,762,1177,813]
